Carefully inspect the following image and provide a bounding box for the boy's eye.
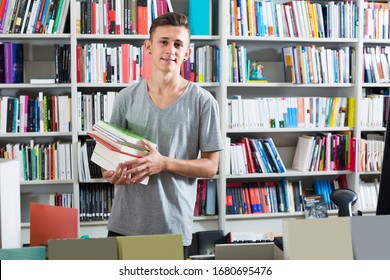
[174,43,183,48]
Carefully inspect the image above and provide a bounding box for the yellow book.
[329,97,340,127]
[347,97,355,127]
[310,3,319,38]
[247,0,254,36]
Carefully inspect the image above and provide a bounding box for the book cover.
[93,120,156,150]
[302,194,328,218]
[0,43,4,83]
[137,0,147,35]
[87,130,149,157]
[188,0,211,35]
[205,179,217,215]
[292,135,315,172]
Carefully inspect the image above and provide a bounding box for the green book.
[94,120,156,150]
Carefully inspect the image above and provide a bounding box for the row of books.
[363,46,390,83]
[292,132,351,172]
[49,192,74,208]
[360,94,388,128]
[0,140,72,181]
[227,96,352,130]
[0,43,70,84]
[0,94,71,133]
[0,42,23,83]
[77,91,118,132]
[54,44,71,83]
[77,0,173,35]
[228,0,358,38]
[227,136,286,176]
[227,43,267,83]
[0,0,70,34]
[225,179,303,215]
[356,179,379,210]
[282,45,356,84]
[352,137,385,172]
[76,43,220,84]
[194,179,217,217]
[78,138,104,182]
[79,183,115,221]
[364,2,390,39]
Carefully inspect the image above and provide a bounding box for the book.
[90,141,150,185]
[205,179,217,215]
[93,120,156,152]
[292,135,315,172]
[87,130,149,158]
[188,0,211,35]
[302,194,328,218]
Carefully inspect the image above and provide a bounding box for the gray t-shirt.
[107,79,223,246]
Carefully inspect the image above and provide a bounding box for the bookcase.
[1,0,389,245]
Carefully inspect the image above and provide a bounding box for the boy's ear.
[144,39,152,52]
[185,47,192,61]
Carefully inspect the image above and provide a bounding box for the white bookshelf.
[1,0,389,244]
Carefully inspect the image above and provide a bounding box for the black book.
[6,97,15,132]
[13,0,28,33]
[0,43,4,83]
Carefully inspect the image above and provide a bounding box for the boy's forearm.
[163,152,219,179]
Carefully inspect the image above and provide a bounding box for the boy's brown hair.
[149,12,191,39]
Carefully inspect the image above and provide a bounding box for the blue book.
[264,138,286,173]
[13,97,19,132]
[189,0,211,35]
[254,139,273,173]
[205,179,217,215]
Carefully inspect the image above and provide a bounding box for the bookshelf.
[1,0,389,244]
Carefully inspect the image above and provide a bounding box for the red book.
[239,137,256,173]
[76,44,82,82]
[30,203,78,247]
[349,137,358,172]
[137,0,148,35]
[200,179,207,215]
[34,0,47,34]
[121,44,130,83]
[109,1,116,34]
[92,0,97,34]
[194,181,202,216]
[141,45,152,79]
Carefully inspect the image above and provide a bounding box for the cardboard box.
[117,234,183,260]
[48,237,118,260]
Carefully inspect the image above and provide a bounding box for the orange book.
[30,203,78,247]
[92,0,97,34]
[297,97,305,127]
[121,44,130,83]
[142,45,152,79]
[243,187,251,214]
[137,0,148,35]
[259,184,269,213]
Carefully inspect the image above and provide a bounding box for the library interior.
[1,0,390,260]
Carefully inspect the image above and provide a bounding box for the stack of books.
[87,120,156,185]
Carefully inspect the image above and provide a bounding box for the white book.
[292,135,315,172]
[57,142,67,180]
[91,142,150,185]
[57,95,70,132]
[65,142,72,180]
[77,141,85,181]
[20,0,33,34]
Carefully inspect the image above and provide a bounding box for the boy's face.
[146,25,191,73]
